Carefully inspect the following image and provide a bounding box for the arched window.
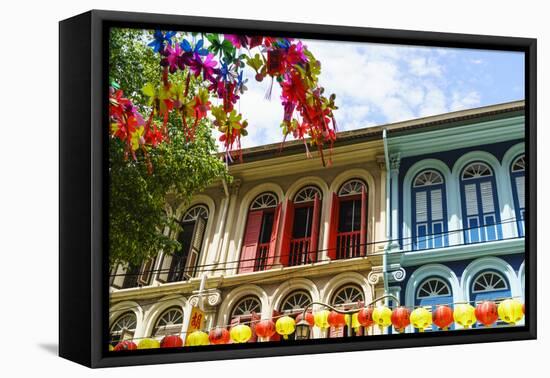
[415,277,452,307]
[330,285,365,338]
[332,285,364,307]
[328,179,368,260]
[280,186,322,267]
[412,170,448,250]
[470,270,510,303]
[152,307,184,338]
[158,205,209,283]
[280,290,312,315]
[460,162,502,243]
[276,290,313,341]
[230,296,262,343]
[415,277,453,331]
[239,193,281,273]
[511,155,525,236]
[109,312,137,346]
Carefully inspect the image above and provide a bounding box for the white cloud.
[450,90,481,111]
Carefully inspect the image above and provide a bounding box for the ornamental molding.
[231,179,242,196]
[188,289,222,308]
[390,153,401,171]
[390,267,406,282]
[367,270,382,285]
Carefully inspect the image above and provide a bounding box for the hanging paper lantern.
[108,344,114,352]
[522,303,525,314]
[454,303,476,329]
[296,311,315,327]
[328,311,347,327]
[276,316,296,339]
[230,324,252,343]
[113,340,137,351]
[160,335,184,348]
[187,330,210,346]
[358,307,374,328]
[351,313,362,332]
[372,305,392,329]
[137,338,160,349]
[209,327,230,345]
[432,305,454,330]
[498,299,524,325]
[410,307,432,332]
[475,301,499,327]
[391,306,411,333]
[314,310,331,330]
[255,319,276,339]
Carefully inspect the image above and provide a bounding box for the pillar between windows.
[389,153,401,246]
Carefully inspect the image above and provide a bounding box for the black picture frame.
[59,9,537,368]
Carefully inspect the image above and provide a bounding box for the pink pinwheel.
[224,34,249,48]
[189,53,218,83]
[160,44,183,73]
[286,42,307,66]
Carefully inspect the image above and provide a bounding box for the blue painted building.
[384,101,525,329]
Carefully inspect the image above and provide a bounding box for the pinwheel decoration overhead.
[109,30,338,168]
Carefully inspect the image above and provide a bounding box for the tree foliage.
[109,29,228,265]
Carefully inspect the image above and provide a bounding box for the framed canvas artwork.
[59,10,536,368]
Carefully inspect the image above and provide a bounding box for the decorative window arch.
[338,179,366,197]
[239,192,281,273]
[331,284,364,307]
[470,270,511,302]
[510,154,526,236]
[181,204,209,221]
[460,162,502,243]
[250,192,278,210]
[231,296,262,318]
[411,170,448,250]
[294,186,322,203]
[152,307,184,338]
[109,312,137,345]
[416,278,452,299]
[280,290,312,315]
[157,204,209,283]
[328,179,368,260]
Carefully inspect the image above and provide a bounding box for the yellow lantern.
[186,330,209,346]
[230,324,252,343]
[276,315,296,339]
[137,338,160,349]
[372,305,392,330]
[410,307,432,332]
[498,299,524,325]
[351,313,361,332]
[108,344,114,352]
[454,303,476,328]
[314,310,330,330]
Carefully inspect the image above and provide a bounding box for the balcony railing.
[254,243,270,271]
[336,231,362,259]
[289,237,313,266]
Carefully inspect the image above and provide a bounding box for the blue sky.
[230,39,524,149]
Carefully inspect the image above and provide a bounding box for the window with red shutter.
[284,186,322,266]
[239,192,279,273]
[332,179,368,260]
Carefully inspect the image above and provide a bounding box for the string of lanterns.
[110,298,525,351]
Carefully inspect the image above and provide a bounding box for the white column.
[390,153,401,247]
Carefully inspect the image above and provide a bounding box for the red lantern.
[327,311,346,327]
[160,335,183,348]
[475,301,499,327]
[432,305,454,330]
[208,327,230,345]
[358,307,374,327]
[255,319,276,339]
[391,306,411,333]
[113,340,137,351]
[296,311,315,327]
